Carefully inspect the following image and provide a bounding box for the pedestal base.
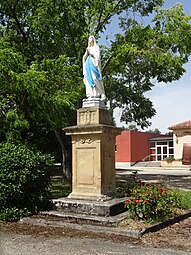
[52,197,126,216]
[82,98,105,109]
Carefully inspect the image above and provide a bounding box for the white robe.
[83,43,105,99]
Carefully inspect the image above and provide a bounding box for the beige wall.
[173,129,191,159]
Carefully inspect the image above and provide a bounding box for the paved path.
[1,231,190,255]
[116,166,191,190]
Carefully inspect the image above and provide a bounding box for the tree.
[0,1,191,179]
[165,131,173,136]
[146,128,161,134]
[125,124,140,131]
[0,40,82,179]
[103,3,191,128]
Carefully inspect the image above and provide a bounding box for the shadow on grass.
[50,180,71,199]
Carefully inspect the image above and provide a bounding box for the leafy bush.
[116,171,139,198]
[124,180,181,222]
[163,156,175,163]
[0,142,54,221]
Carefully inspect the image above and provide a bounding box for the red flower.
[153,195,156,199]
[159,189,164,195]
[135,199,140,204]
[125,199,130,204]
[144,200,148,204]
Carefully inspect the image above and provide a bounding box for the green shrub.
[116,170,140,198]
[124,180,181,222]
[164,156,175,163]
[0,142,54,221]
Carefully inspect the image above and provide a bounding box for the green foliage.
[0,142,54,221]
[146,128,161,134]
[0,40,29,142]
[104,3,191,128]
[124,180,181,222]
[125,124,140,131]
[0,40,82,156]
[164,156,175,163]
[116,170,139,198]
[0,1,191,171]
[0,1,190,131]
[13,56,83,130]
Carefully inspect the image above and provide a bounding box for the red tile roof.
[168,120,191,130]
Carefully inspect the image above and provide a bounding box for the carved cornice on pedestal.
[64,124,123,136]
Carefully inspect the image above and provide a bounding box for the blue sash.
[86,56,102,87]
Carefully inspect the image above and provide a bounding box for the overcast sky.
[111,0,191,134]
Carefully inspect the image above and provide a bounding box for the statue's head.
[88,35,96,47]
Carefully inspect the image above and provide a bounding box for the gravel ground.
[0,216,191,254]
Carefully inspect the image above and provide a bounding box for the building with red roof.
[168,120,191,165]
[168,120,191,130]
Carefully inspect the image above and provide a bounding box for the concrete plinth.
[64,106,122,201]
[82,98,105,109]
[52,197,126,216]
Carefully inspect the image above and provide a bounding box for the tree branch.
[102,55,113,74]
[95,0,125,34]
[9,3,28,41]
[63,6,78,59]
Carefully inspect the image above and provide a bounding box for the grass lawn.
[50,179,191,209]
[177,190,191,209]
[50,180,71,199]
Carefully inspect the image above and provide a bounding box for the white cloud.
[145,60,191,133]
[115,61,191,134]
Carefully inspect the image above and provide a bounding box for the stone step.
[40,210,128,227]
[52,197,127,217]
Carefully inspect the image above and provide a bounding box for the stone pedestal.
[64,106,122,201]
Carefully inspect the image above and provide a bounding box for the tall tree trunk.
[54,130,71,183]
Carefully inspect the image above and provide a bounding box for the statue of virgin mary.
[83,36,106,101]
